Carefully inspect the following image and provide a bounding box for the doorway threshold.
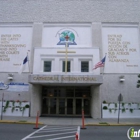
[41,114,91,118]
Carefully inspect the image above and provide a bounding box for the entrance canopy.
[28,74,103,85]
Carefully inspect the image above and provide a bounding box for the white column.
[30,84,42,116]
[91,85,101,118]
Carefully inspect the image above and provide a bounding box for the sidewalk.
[0,116,140,126]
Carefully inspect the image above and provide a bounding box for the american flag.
[93,56,106,70]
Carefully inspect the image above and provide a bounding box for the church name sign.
[29,75,103,84]
[33,76,96,82]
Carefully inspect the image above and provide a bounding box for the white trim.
[102,23,139,28]
[43,23,92,27]
[35,47,98,49]
[41,54,93,58]
[0,23,33,27]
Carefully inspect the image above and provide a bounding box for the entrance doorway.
[42,87,90,116]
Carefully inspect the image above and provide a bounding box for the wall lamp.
[8,74,14,80]
[119,76,125,82]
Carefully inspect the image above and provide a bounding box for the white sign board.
[0,25,32,72]
[0,82,9,90]
[7,83,29,92]
[42,25,92,48]
[102,25,140,73]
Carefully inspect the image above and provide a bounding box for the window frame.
[81,61,89,72]
[62,61,71,72]
[44,61,52,72]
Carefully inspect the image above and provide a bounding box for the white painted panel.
[102,25,140,73]
[0,26,32,72]
[33,48,100,75]
[42,25,92,48]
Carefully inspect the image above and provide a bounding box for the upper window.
[81,61,89,72]
[44,61,51,72]
[62,61,70,72]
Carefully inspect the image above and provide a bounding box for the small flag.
[18,56,28,74]
[93,56,106,70]
[23,56,28,65]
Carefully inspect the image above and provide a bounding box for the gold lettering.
[108,48,124,52]
[13,34,21,37]
[129,49,136,52]
[0,54,8,57]
[107,34,135,64]
[83,77,88,81]
[78,77,82,81]
[62,76,97,82]
[6,51,19,54]
[1,34,11,37]
[116,52,129,55]
[0,58,10,61]
[109,59,129,62]
[33,76,97,82]
[9,38,18,41]
[33,76,59,81]
[92,78,96,81]
[122,41,130,45]
[0,51,5,54]
[33,77,37,80]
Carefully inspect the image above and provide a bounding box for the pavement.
[0,116,140,126]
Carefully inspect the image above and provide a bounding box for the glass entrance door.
[42,98,49,114]
[59,98,65,114]
[84,99,90,115]
[42,86,91,116]
[67,99,73,114]
[42,98,90,115]
[50,98,57,114]
[76,99,82,114]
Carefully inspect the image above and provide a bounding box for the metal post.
[117,93,123,124]
[1,93,4,120]
[0,82,9,120]
[118,99,120,124]
[65,42,68,73]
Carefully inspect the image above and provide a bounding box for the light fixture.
[8,74,14,80]
[119,76,125,82]
[83,94,86,98]
[49,93,54,97]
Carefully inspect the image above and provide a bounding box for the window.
[81,61,89,72]
[44,61,51,72]
[62,61,70,72]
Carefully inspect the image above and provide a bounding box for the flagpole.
[27,51,30,73]
[102,53,107,75]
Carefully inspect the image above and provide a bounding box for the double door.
[42,98,90,115]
